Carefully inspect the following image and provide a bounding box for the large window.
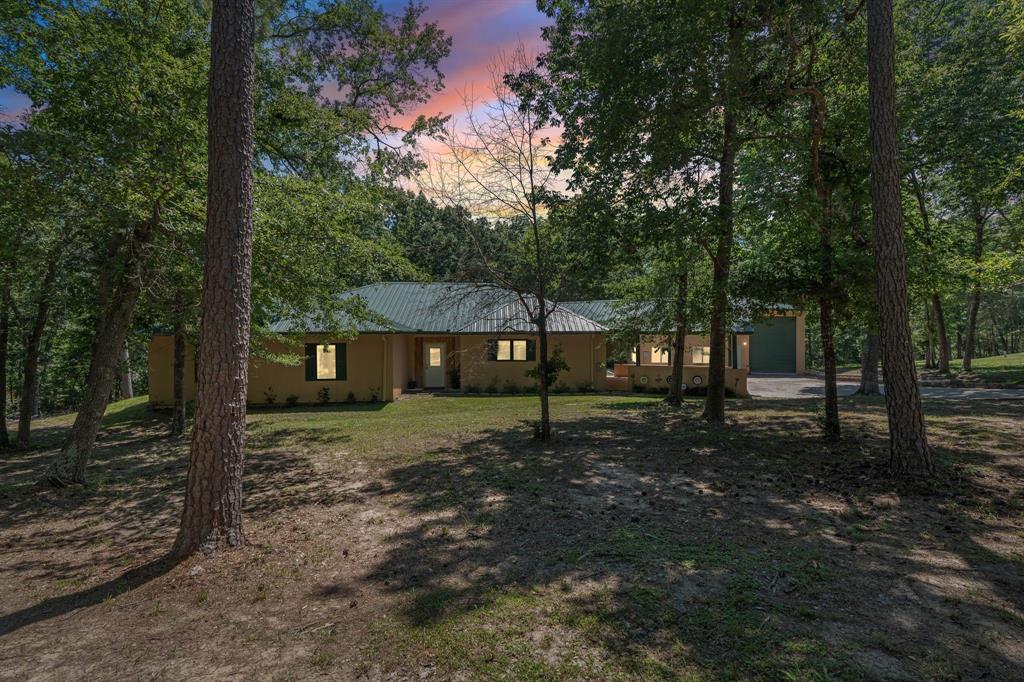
[651,347,669,365]
[691,346,711,365]
[305,343,347,380]
[487,339,536,362]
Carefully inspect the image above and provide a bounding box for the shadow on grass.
[351,400,1024,678]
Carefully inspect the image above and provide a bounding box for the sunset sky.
[0,0,550,128]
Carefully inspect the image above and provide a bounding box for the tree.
[424,46,566,441]
[866,0,931,475]
[172,0,257,556]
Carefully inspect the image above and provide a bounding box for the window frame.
[305,342,348,381]
[487,338,536,362]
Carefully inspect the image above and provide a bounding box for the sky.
[0,0,550,126]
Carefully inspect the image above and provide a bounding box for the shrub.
[464,384,481,394]
[501,380,520,394]
[263,387,277,405]
[552,382,570,394]
[485,378,499,394]
[346,391,356,403]
[522,383,538,394]
[284,394,300,408]
[317,387,330,404]
[576,381,595,393]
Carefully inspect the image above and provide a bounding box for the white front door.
[424,342,446,388]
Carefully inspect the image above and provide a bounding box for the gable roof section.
[271,282,606,335]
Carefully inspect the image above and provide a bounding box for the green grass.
[917,352,1024,384]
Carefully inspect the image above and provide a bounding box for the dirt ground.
[1,395,1022,680]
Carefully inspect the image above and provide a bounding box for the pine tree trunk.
[44,223,154,484]
[962,209,984,372]
[932,295,950,375]
[924,303,935,369]
[119,341,134,399]
[17,261,56,449]
[170,321,187,437]
[172,0,256,557]
[856,329,881,395]
[0,283,9,450]
[866,0,932,476]
[820,296,840,441]
[703,99,737,424]
[668,269,688,407]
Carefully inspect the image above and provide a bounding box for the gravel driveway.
[748,374,1024,400]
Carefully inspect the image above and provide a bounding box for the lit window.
[691,346,711,365]
[497,340,511,360]
[652,347,669,364]
[631,347,638,363]
[317,344,337,379]
[489,339,534,362]
[429,347,442,367]
[513,339,527,361]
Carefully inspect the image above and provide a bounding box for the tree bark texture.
[668,269,688,407]
[962,209,984,372]
[866,0,932,476]
[44,222,154,483]
[17,261,56,449]
[171,321,187,437]
[172,0,257,557]
[856,329,881,395]
[932,295,950,375]
[0,283,9,449]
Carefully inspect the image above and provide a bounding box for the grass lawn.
[918,352,1024,385]
[2,394,1023,680]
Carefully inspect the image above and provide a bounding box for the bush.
[464,384,481,394]
[284,394,300,408]
[346,391,356,403]
[485,378,499,394]
[263,387,277,405]
[501,380,520,394]
[317,387,330,404]
[576,381,595,393]
[552,382,571,394]
[522,383,539,394]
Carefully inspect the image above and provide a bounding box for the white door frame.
[423,341,447,388]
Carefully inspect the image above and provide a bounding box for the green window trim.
[305,342,347,381]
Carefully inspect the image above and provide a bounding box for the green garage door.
[750,317,797,373]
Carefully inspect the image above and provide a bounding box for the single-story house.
[148,282,608,406]
[148,283,805,406]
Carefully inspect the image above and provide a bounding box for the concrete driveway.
[747,373,1024,400]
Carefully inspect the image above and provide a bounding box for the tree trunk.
[119,341,134,400]
[44,223,154,484]
[932,295,950,375]
[924,302,935,369]
[956,329,962,359]
[866,0,932,476]
[171,321,187,437]
[668,269,688,407]
[17,261,56,449]
[819,296,840,442]
[962,209,984,372]
[0,283,9,450]
[172,0,256,557]
[536,309,551,441]
[856,329,881,395]
[703,89,738,423]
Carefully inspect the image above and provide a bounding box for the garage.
[750,317,797,373]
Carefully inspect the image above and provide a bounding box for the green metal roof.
[561,299,755,334]
[270,282,606,335]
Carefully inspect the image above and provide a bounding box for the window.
[487,339,536,362]
[651,347,669,365]
[429,346,442,367]
[691,346,711,365]
[305,343,347,380]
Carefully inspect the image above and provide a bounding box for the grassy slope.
[917,352,1024,384]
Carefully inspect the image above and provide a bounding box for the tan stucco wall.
[149,334,398,406]
[458,333,607,391]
